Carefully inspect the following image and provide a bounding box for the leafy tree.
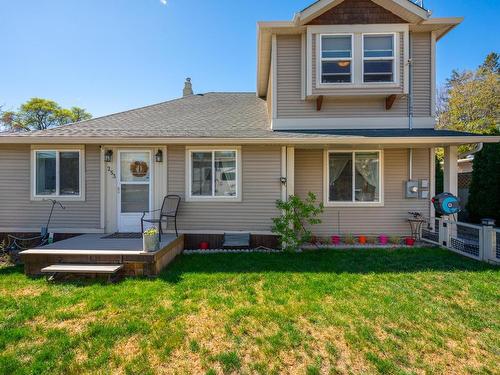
[272,192,324,252]
[435,155,443,195]
[466,143,500,223]
[0,98,91,132]
[437,52,499,137]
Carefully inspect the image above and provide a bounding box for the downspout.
[459,143,483,159]
[408,32,413,130]
[408,33,413,179]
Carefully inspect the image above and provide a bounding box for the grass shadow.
[158,247,498,283]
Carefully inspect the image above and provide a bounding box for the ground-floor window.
[32,148,84,200]
[327,150,382,204]
[187,148,240,201]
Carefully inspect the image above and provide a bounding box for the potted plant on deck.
[143,227,160,253]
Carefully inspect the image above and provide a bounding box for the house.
[1,0,499,246]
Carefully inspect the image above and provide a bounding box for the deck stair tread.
[41,264,124,274]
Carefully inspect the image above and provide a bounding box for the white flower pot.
[143,233,160,252]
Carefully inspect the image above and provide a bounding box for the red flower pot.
[405,237,416,246]
[331,235,341,245]
[358,235,367,245]
[379,235,389,245]
[199,241,209,250]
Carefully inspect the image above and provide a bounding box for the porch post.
[443,146,458,195]
[281,146,295,201]
[286,146,295,198]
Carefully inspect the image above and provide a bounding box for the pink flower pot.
[379,235,389,245]
[331,235,341,245]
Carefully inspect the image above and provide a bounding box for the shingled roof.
[1,93,272,139]
[1,92,497,144]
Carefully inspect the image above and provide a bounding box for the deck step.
[41,264,124,274]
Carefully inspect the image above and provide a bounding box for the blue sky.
[1,0,498,117]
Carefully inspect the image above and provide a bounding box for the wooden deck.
[20,234,185,277]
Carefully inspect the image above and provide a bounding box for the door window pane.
[36,151,56,195]
[355,152,379,202]
[191,152,212,196]
[120,152,150,182]
[121,184,149,213]
[60,152,80,195]
[329,153,353,202]
[215,151,236,196]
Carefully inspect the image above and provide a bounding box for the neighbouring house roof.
[1,92,499,145]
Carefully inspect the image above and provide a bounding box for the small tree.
[272,192,324,252]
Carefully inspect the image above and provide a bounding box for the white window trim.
[319,33,354,85]
[31,146,85,201]
[311,25,405,90]
[185,146,242,202]
[323,149,384,207]
[361,32,397,85]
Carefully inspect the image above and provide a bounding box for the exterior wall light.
[155,149,163,163]
[104,150,113,163]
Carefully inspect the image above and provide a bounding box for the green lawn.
[0,248,498,374]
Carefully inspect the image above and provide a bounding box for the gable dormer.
[257,0,462,130]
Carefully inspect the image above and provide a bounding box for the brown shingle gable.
[307,0,407,25]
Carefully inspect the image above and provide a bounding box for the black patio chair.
[141,195,181,240]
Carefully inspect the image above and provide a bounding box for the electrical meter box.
[405,180,419,198]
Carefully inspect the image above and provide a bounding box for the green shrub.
[389,236,401,245]
[272,192,324,252]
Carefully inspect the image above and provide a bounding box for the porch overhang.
[1,129,498,146]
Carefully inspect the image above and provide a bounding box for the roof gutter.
[1,135,499,146]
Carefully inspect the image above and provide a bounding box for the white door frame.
[117,149,153,232]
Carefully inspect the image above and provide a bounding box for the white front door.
[117,150,152,232]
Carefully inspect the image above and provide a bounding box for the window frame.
[31,146,85,201]
[323,149,384,207]
[319,33,354,85]
[185,146,242,202]
[361,32,397,84]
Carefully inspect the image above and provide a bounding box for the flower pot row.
[311,235,416,246]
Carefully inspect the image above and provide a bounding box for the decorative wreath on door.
[130,161,149,177]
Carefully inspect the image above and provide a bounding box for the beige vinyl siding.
[0,144,101,231]
[412,32,432,117]
[295,148,430,236]
[276,34,409,118]
[167,145,281,232]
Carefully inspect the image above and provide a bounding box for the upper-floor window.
[320,34,352,83]
[363,34,395,83]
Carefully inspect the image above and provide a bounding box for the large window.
[320,35,353,83]
[33,149,82,199]
[363,34,395,83]
[327,151,382,204]
[188,149,240,200]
